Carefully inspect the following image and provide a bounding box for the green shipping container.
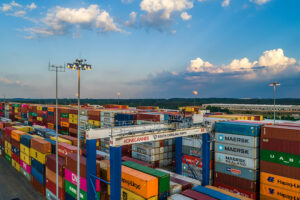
[5,153,11,163]
[65,180,100,200]
[61,113,69,118]
[28,112,33,116]
[32,113,37,117]
[260,149,300,168]
[122,161,170,194]
[60,130,69,135]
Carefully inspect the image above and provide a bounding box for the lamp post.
[193,90,198,106]
[48,63,65,200]
[66,59,92,200]
[269,81,280,124]
[117,92,120,105]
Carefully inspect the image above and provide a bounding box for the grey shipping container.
[215,153,259,170]
[215,162,259,181]
[215,133,259,148]
[215,142,259,159]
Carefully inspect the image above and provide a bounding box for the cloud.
[140,0,193,30]
[181,12,191,20]
[1,1,21,12]
[222,0,230,7]
[249,0,271,5]
[13,10,26,16]
[27,3,37,10]
[186,49,297,80]
[125,11,137,27]
[0,77,27,86]
[26,4,122,38]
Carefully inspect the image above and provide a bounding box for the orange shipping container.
[260,183,300,200]
[61,122,69,128]
[11,130,26,142]
[260,172,300,192]
[107,164,158,198]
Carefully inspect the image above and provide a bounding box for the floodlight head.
[269,81,280,87]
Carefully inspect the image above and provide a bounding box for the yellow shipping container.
[5,141,11,149]
[12,159,21,172]
[49,136,72,145]
[37,117,43,121]
[69,119,78,125]
[5,148,12,156]
[37,106,43,111]
[260,172,300,192]
[30,148,51,164]
[69,114,78,120]
[20,152,31,165]
[94,120,100,126]
[88,120,94,125]
[260,183,300,200]
[20,144,30,155]
[121,188,158,200]
[31,135,43,139]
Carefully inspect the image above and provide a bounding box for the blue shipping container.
[215,121,261,136]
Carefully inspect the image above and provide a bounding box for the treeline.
[2,98,300,110]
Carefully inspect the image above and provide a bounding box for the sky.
[0,0,300,99]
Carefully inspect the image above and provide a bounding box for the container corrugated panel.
[215,153,259,169]
[215,162,258,181]
[123,161,170,195]
[214,181,257,200]
[261,125,300,141]
[260,183,300,200]
[259,194,277,200]
[121,188,158,200]
[260,149,300,168]
[215,121,261,136]
[261,160,300,180]
[215,142,259,159]
[181,189,217,200]
[261,137,300,155]
[65,180,100,200]
[31,158,45,174]
[167,194,193,200]
[193,185,240,200]
[215,133,259,148]
[31,165,45,185]
[205,185,253,200]
[260,171,300,192]
[214,172,258,192]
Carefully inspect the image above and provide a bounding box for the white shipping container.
[168,194,193,200]
[215,152,259,170]
[170,181,182,195]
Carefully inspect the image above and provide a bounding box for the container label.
[260,149,300,168]
[215,133,258,147]
[260,172,300,192]
[215,162,258,181]
[215,142,258,158]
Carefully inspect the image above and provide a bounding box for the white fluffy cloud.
[222,0,230,7]
[140,0,193,29]
[186,49,298,79]
[1,1,21,12]
[26,5,122,38]
[27,3,37,10]
[181,12,191,20]
[250,0,271,5]
[125,11,137,27]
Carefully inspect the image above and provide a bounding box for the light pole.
[193,90,198,106]
[67,59,92,200]
[117,92,120,105]
[269,81,280,124]
[48,63,65,200]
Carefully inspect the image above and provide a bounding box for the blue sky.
[0,0,300,99]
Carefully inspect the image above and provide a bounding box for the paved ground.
[0,157,44,200]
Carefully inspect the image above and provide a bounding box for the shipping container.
[261,160,300,180]
[215,153,259,169]
[205,185,252,200]
[31,138,52,154]
[215,121,261,136]
[215,142,259,158]
[215,133,259,148]
[261,125,300,141]
[121,187,158,200]
[214,172,258,192]
[193,185,240,200]
[261,137,300,155]
[260,149,300,168]
[167,194,193,200]
[65,180,100,200]
[260,183,300,200]
[181,189,217,200]
[215,162,258,181]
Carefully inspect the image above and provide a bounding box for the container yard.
[0,102,299,200]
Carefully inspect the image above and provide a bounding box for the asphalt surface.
[0,156,45,200]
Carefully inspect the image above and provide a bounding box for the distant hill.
[2,98,300,109]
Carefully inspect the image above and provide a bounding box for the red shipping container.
[214,172,258,192]
[261,125,300,141]
[46,178,65,200]
[58,143,80,158]
[261,137,300,155]
[59,135,78,146]
[46,154,66,177]
[31,176,45,196]
[11,152,20,163]
[170,177,192,191]
[66,154,86,178]
[260,160,300,179]
[31,138,52,154]
[214,181,257,200]
[181,189,217,200]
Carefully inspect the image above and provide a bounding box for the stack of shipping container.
[20,134,33,181]
[214,121,261,200]
[260,125,300,200]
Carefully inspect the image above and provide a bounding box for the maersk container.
[123,161,170,199]
[215,142,259,159]
[215,121,261,136]
[215,153,259,170]
[215,162,258,181]
[215,133,259,148]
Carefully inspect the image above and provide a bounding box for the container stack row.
[259,124,300,200]
[214,121,261,200]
